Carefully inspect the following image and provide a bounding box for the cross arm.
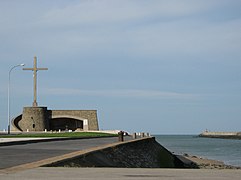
[37,68,48,70]
[22,68,48,71]
[23,68,34,70]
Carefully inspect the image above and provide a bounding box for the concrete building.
[11,107,99,132]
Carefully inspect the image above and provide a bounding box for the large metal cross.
[23,56,48,107]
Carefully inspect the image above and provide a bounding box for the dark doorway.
[50,118,83,131]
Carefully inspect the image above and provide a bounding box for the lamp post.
[8,63,25,134]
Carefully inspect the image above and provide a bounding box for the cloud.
[1,0,240,64]
[40,0,212,27]
[27,0,240,61]
[43,88,196,99]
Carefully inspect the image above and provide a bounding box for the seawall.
[44,137,187,168]
[199,131,241,140]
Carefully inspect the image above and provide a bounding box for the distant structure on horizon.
[199,130,241,140]
[11,56,99,132]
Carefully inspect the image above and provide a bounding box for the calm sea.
[154,135,241,167]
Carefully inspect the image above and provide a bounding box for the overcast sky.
[0,0,241,134]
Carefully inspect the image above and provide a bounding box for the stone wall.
[45,137,185,168]
[50,110,99,131]
[12,108,99,132]
[18,107,49,131]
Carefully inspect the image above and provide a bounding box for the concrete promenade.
[1,137,241,179]
[1,167,241,180]
[0,137,122,170]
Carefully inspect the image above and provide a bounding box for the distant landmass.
[199,131,241,140]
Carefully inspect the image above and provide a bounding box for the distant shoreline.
[199,131,241,140]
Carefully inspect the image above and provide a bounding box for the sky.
[0,0,241,134]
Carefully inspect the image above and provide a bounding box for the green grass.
[0,132,117,138]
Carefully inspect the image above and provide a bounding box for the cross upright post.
[23,56,48,107]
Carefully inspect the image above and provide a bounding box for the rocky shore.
[178,153,241,169]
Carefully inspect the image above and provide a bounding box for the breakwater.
[199,131,241,140]
[44,137,187,168]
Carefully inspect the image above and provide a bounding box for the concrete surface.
[0,138,52,143]
[45,137,184,168]
[0,137,123,169]
[1,137,241,179]
[1,167,241,180]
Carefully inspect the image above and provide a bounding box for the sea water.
[155,135,241,167]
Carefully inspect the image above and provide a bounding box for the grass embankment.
[0,132,116,138]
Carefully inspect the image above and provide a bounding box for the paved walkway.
[1,167,241,180]
[1,137,241,179]
[0,137,120,169]
[0,137,53,143]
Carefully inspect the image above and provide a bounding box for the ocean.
[154,135,241,167]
